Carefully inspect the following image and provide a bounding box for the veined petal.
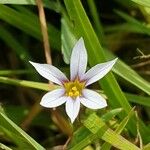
[40,88,66,107]
[81,89,107,109]
[70,37,87,81]
[65,97,80,123]
[83,58,117,86]
[30,61,68,85]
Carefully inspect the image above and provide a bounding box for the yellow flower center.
[63,79,85,99]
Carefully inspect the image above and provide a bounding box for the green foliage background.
[0,0,150,149]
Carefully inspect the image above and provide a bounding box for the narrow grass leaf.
[101,108,135,150]
[131,0,150,7]
[101,108,123,122]
[115,10,150,36]
[0,70,33,76]
[0,26,32,68]
[125,93,150,107]
[61,17,76,64]
[0,112,45,150]
[0,0,59,12]
[0,143,12,150]
[0,76,57,91]
[0,5,60,50]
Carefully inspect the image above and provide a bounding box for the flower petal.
[70,37,87,81]
[30,61,68,85]
[65,97,80,123]
[40,88,66,108]
[83,58,117,86]
[81,89,107,109]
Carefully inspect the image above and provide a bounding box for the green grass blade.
[125,93,150,107]
[0,0,59,12]
[0,76,53,91]
[0,26,32,68]
[101,108,123,122]
[0,143,12,150]
[115,10,150,35]
[131,0,150,7]
[0,70,33,76]
[0,111,45,150]
[112,57,150,95]
[0,0,35,4]
[87,0,105,44]
[101,108,135,150]
[0,4,60,50]
[61,17,76,64]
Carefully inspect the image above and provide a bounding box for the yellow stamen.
[72,86,77,91]
[63,79,85,99]
[74,91,79,97]
[69,92,73,97]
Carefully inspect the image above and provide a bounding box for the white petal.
[30,61,68,85]
[70,37,87,81]
[83,58,118,86]
[81,89,107,109]
[65,97,80,123]
[40,88,66,108]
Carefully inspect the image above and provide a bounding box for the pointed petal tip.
[109,57,118,68]
[70,37,87,80]
[78,37,84,43]
[70,118,75,123]
[29,60,31,63]
[84,57,118,86]
[65,97,80,124]
[113,57,118,63]
[29,61,37,66]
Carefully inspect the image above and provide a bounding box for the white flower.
[30,37,117,123]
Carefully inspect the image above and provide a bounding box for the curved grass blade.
[0,76,55,91]
[101,108,135,150]
[0,0,59,12]
[0,143,12,150]
[131,0,150,7]
[0,112,45,150]
[0,5,60,50]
